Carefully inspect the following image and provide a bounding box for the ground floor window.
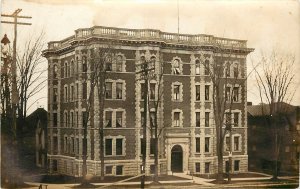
[53,160,58,171]
[234,160,240,171]
[205,162,210,173]
[116,165,123,175]
[105,166,113,175]
[195,162,200,173]
[150,164,155,174]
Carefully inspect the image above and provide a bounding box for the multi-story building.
[248,102,300,174]
[43,26,253,177]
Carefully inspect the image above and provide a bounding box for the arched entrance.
[171,145,183,172]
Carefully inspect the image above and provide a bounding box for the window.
[82,56,87,72]
[76,112,78,128]
[64,86,68,102]
[172,59,181,74]
[53,136,58,153]
[116,55,123,72]
[105,82,112,99]
[173,85,180,100]
[150,164,155,174]
[116,138,123,155]
[233,64,238,78]
[140,83,145,99]
[53,65,58,79]
[76,83,79,100]
[196,112,200,127]
[233,87,239,102]
[150,112,155,129]
[71,60,74,76]
[116,83,123,99]
[105,139,113,155]
[195,60,200,75]
[64,136,68,152]
[141,112,145,127]
[233,113,239,127]
[205,85,210,100]
[205,162,210,173]
[105,55,112,71]
[226,62,230,77]
[234,160,240,171]
[196,137,200,153]
[225,87,231,101]
[53,88,58,103]
[204,60,210,75]
[76,138,79,154]
[150,83,156,100]
[225,112,231,126]
[116,165,123,175]
[64,112,68,127]
[150,138,155,155]
[116,111,123,127]
[195,85,200,101]
[82,82,87,100]
[174,112,180,127]
[65,62,68,78]
[225,137,230,151]
[71,112,74,127]
[53,160,58,171]
[234,136,240,151]
[195,163,200,173]
[71,86,74,101]
[76,57,79,73]
[71,137,75,153]
[105,166,113,175]
[205,112,209,127]
[53,113,57,127]
[105,111,112,127]
[205,137,210,153]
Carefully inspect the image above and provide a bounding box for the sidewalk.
[173,172,215,186]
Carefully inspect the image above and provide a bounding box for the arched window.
[71,60,74,76]
[76,56,79,73]
[226,62,231,77]
[204,60,210,75]
[233,64,239,78]
[150,56,156,70]
[105,54,112,71]
[53,65,58,79]
[64,62,68,77]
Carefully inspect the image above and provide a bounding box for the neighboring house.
[22,107,48,169]
[43,26,253,177]
[248,102,300,174]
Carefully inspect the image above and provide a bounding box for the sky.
[1,0,300,113]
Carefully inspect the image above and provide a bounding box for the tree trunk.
[99,77,105,181]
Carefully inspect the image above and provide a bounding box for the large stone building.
[43,26,253,177]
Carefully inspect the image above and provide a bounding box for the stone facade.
[43,26,253,177]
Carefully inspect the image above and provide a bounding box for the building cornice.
[42,26,254,58]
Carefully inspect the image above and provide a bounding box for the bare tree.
[16,31,47,139]
[252,50,296,180]
[81,45,114,184]
[200,44,250,182]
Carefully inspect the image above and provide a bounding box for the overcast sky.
[1,0,300,113]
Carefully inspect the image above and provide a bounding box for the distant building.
[248,102,300,174]
[43,26,253,177]
[23,108,48,169]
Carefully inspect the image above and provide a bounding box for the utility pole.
[1,9,31,187]
[136,52,155,189]
[1,9,31,139]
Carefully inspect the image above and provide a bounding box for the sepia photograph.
[1,0,299,188]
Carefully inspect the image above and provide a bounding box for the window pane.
[105,111,112,127]
[82,56,87,72]
[205,112,209,127]
[105,166,113,175]
[234,65,238,78]
[105,139,112,155]
[226,63,230,77]
[205,85,210,100]
[53,113,57,127]
[205,137,210,152]
[105,82,112,99]
[150,83,155,100]
[234,136,239,151]
[234,113,239,127]
[141,83,145,99]
[195,60,200,75]
[204,60,209,75]
[150,112,155,128]
[116,165,123,175]
[116,83,123,99]
[225,137,230,151]
[234,160,240,171]
[150,138,155,155]
[173,85,180,100]
[195,162,200,173]
[196,137,200,153]
[140,138,146,155]
[174,112,180,127]
[116,55,123,72]
[116,111,123,127]
[225,87,231,101]
[82,82,87,100]
[233,87,239,102]
[195,85,200,101]
[196,112,200,127]
[205,162,210,173]
[116,138,123,155]
[82,111,87,126]
[173,59,180,74]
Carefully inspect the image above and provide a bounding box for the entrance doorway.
[171,145,183,172]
